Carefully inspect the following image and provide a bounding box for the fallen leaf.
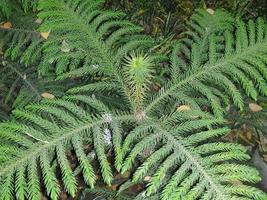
[40,31,50,39]
[61,40,71,53]
[114,173,124,180]
[262,138,267,152]
[41,195,48,200]
[249,103,263,112]
[1,21,12,29]
[48,58,54,64]
[153,83,161,91]
[41,92,55,99]
[59,193,68,200]
[246,131,253,141]
[35,18,42,24]
[2,60,7,66]
[177,105,191,112]
[206,8,215,15]
[111,184,119,191]
[143,148,153,157]
[144,176,151,182]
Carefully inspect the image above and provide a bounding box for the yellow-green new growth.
[124,52,154,113]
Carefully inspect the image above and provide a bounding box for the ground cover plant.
[0,0,267,199]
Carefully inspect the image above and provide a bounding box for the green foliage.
[0,0,38,18]
[2,0,155,78]
[19,0,38,12]
[0,57,71,121]
[152,14,267,118]
[0,0,12,19]
[182,9,235,44]
[0,1,267,200]
[79,187,133,200]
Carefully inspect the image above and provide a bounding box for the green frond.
[0,0,12,18]
[0,95,136,200]
[170,9,235,80]
[67,81,121,95]
[184,9,235,44]
[123,51,154,112]
[1,0,155,101]
[56,143,77,197]
[0,4,266,200]
[146,18,267,117]
[93,126,113,185]
[119,111,265,200]
[27,158,41,200]
[0,58,69,121]
[2,91,263,199]
[72,134,96,188]
[80,187,133,200]
[1,0,159,114]
[15,165,27,200]
[2,26,42,63]
[0,0,38,19]
[19,0,39,12]
[39,152,61,200]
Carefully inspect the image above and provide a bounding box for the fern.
[0,57,70,121]
[183,9,235,44]
[0,3,267,200]
[0,0,38,18]
[0,95,134,199]
[0,0,12,18]
[171,9,234,75]
[79,187,133,200]
[19,0,38,12]
[1,0,155,77]
[0,96,265,199]
[147,17,267,118]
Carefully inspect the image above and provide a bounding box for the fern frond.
[5,0,153,77]
[169,9,235,79]
[1,94,265,200]
[0,0,12,18]
[0,94,136,200]
[80,187,133,200]
[146,18,267,117]
[0,58,70,121]
[123,51,154,113]
[19,0,38,12]
[0,4,266,200]
[0,0,39,17]
[119,111,266,200]
[1,0,158,113]
[1,26,43,66]
[184,9,235,43]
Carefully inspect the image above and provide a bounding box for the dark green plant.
[0,1,267,200]
[0,0,38,18]
[0,57,75,121]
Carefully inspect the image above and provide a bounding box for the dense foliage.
[0,0,267,199]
